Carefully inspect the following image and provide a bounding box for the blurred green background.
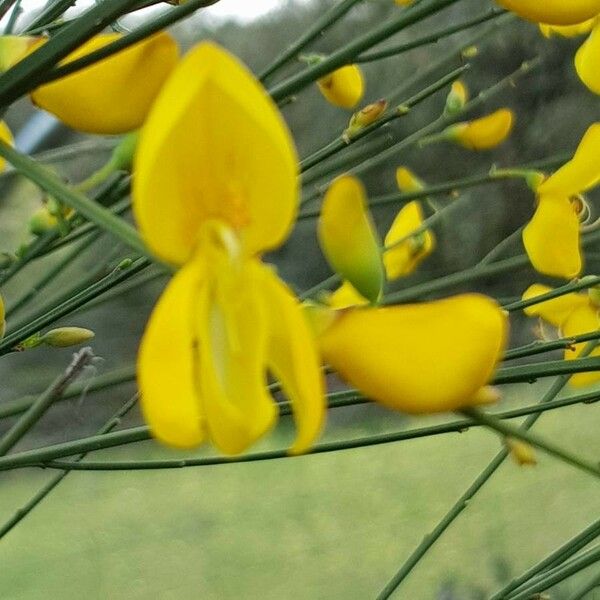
[0,0,598,598]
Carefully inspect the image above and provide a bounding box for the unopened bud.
[471,385,501,406]
[42,327,95,347]
[29,206,58,236]
[317,63,365,109]
[506,438,537,467]
[444,80,469,115]
[461,45,479,59]
[396,166,425,193]
[344,99,388,139]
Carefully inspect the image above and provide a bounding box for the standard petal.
[317,64,364,109]
[258,265,326,454]
[133,42,299,265]
[138,259,205,449]
[197,257,277,455]
[576,26,600,95]
[522,284,588,326]
[522,194,582,279]
[495,0,600,25]
[561,304,600,387]
[538,123,600,196]
[318,176,384,303]
[384,200,435,280]
[318,294,508,414]
[31,32,179,134]
[0,120,13,172]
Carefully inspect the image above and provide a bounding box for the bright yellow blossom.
[31,32,179,134]
[450,109,514,150]
[318,176,384,303]
[317,64,365,109]
[523,123,600,279]
[575,24,600,94]
[133,42,325,455]
[317,294,508,413]
[495,0,600,25]
[522,283,600,386]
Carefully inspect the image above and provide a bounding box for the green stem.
[268,0,461,102]
[476,226,524,266]
[374,341,597,599]
[24,0,78,32]
[258,0,366,83]
[0,258,150,355]
[0,385,597,472]
[489,519,600,600]
[299,64,468,173]
[0,366,136,420]
[460,406,600,479]
[0,141,151,260]
[0,393,138,541]
[504,329,600,362]
[566,569,600,600]
[0,348,94,456]
[357,8,506,63]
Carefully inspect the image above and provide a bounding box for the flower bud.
[0,293,5,341]
[461,45,479,59]
[444,80,469,115]
[344,99,388,139]
[506,438,537,466]
[395,0,413,5]
[396,166,425,193]
[449,108,514,150]
[42,327,95,347]
[29,206,58,236]
[317,64,365,109]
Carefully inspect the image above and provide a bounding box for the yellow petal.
[0,35,41,72]
[540,19,597,37]
[133,42,298,265]
[395,166,425,192]
[197,253,277,456]
[522,194,582,279]
[395,0,413,5]
[319,176,384,303]
[31,33,179,134]
[384,201,435,279]
[0,120,13,172]
[318,294,508,414]
[317,64,365,109]
[327,281,369,309]
[576,25,600,94]
[539,123,600,196]
[495,0,600,25]
[138,259,205,449]
[452,109,514,150]
[562,304,600,386]
[259,265,326,454]
[521,284,589,326]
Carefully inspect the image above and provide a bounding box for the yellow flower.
[318,176,384,303]
[540,19,597,37]
[317,64,365,109]
[0,120,13,172]
[0,35,40,72]
[495,0,600,25]
[384,167,435,279]
[317,294,508,413]
[31,32,179,134]
[450,109,514,150]
[395,0,413,5]
[133,42,325,455]
[575,23,600,94]
[523,123,600,279]
[522,283,600,386]
[445,80,469,115]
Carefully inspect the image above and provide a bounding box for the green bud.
[110,131,139,172]
[42,327,95,348]
[29,207,58,236]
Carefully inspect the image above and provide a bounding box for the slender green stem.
[566,569,600,600]
[375,341,597,599]
[508,545,600,600]
[489,519,600,600]
[477,226,524,266]
[357,8,506,63]
[0,258,149,355]
[0,366,136,420]
[299,64,468,173]
[5,232,101,318]
[24,0,77,32]
[0,348,94,456]
[36,0,222,85]
[258,0,366,83]
[0,394,138,541]
[4,0,22,34]
[0,384,597,472]
[0,141,151,260]
[268,0,461,102]
[504,330,600,362]
[460,407,600,479]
